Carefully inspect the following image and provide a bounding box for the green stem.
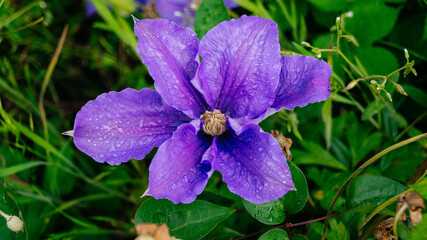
[393,202,408,240]
[321,133,427,240]
[358,188,413,236]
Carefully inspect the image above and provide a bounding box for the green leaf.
[258,228,289,240]
[401,84,427,108]
[293,141,348,171]
[242,199,285,225]
[292,234,309,240]
[322,98,332,149]
[0,161,48,178]
[410,180,427,198]
[202,224,243,240]
[307,0,348,12]
[0,186,26,240]
[346,0,401,45]
[282,161,308,215]
[194,0,229,39]
[348,205,395,216]
[409,213,427,240]
[361,101,384,121]
[346,175,408,209]
[134,199,234,240]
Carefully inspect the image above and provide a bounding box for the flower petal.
[73,88,191,165]
[223,0,239,8]
[213,124,294,203]
[146,123,213,204]
[154,0,192,26]
[272,55,332,111]
[134,18,207,119]
[193,15,281,119]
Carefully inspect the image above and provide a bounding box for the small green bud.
[301,41,312,48]
[336,17,341,26]
[411,68,417,76]
[342,35,359,47]
[345,80,359,90]
[370,80,377,85]
[404,48,409,60]
[395,84,408,96]
[386,92,392,102]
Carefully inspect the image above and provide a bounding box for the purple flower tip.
[72,15,331,204]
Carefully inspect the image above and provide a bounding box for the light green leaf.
[135,199,234,240]
[0,161,48,178]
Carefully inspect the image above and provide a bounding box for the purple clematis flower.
[71,15,332,204]
[155,0,239,27]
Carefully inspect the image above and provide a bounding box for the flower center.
[201,109,227,136]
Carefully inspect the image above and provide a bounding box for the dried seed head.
[271,130,293,160]
[397,192,425,226]
[201,110,227,136]
[135,223,170,240]
[0,211,24,233]
[374,218,394,240]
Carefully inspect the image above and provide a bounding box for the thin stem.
[234,212,342,240]
[321,133,427,240]
[338,51,364,78]
[395,111,427,141]
[393,202,408,240]
[358,188,413,236]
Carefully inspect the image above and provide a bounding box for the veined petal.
[146,123,213,204]
[272,55,332,111]
[193,15,281,119]
[73,88,191,165]
[134,18,207,119]
[213,124,294,203]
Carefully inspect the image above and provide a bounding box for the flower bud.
[394,84,407,96]
[385,92,392,102]
[345,80,359,90]
[335,17,341,26]
[404,48,409,60]
[301,41,312,48]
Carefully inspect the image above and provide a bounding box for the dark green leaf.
[307,0,348,12]
[202,224,243,240]
[346,0,401,45]
[348,205,395,215]
[292,234,309,240]
[258,228,289,240]
[194,0,229,39]
[134,199,234,240]
[282,161,308,215]
[401,84,427,108]
[346,175,408,209]
[242,199,285,225]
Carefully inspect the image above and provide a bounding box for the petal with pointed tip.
[146,123,214,204]
[272,55,332,111]
[73,88,191,165]
[134,18,207,118]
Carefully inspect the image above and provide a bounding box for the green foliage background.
[0,0,426,239]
